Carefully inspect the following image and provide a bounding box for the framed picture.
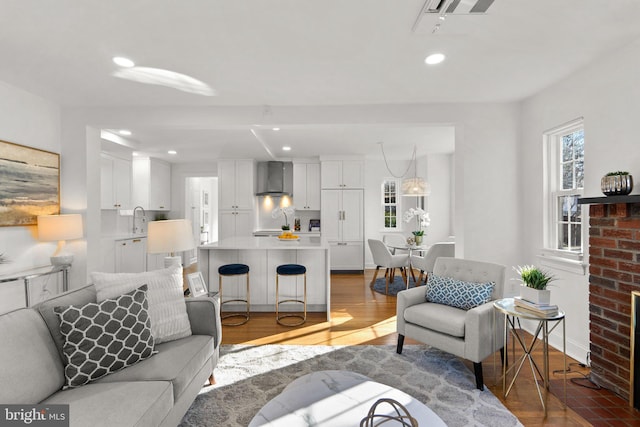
[0,140,60,226]
[187,272,208,297]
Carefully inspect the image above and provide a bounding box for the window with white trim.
[382,179,400,229]
[544,119,584,257]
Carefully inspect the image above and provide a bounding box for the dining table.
[385,242,428,288]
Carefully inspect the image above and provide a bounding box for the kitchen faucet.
[133,206,146,234]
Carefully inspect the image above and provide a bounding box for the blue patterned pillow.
[425,274,495,310]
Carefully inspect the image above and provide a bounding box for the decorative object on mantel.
[514,265,555,305]
[37,214,83,266]
[0,139,60,226]
[403,208,430,245]
[271,206,296,231]
[601,171,633,196]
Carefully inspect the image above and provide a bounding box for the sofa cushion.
[54,286,156,388]
[425,274,495,310]
[95,334,214,400]
[91,265,191,344]
[404,302,466,338]
[36,285,97,361]
[44,380,172,427]
[0,309,64,403]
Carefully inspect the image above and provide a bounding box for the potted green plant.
[515,265,555,304]
[601,171,633,196]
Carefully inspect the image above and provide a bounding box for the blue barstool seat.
[218,263,250,326]
[275,263,307,326]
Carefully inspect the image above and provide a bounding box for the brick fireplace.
[586,196,640,403]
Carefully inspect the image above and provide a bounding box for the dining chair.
[410,242,455,285]
[368,239,409,294]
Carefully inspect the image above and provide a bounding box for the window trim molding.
[542,117,585,263]
[381,177,402,231]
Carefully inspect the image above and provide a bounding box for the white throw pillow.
[91,265,192,344]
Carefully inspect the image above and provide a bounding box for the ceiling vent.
[412,0,495,33]
[420,0,495,15]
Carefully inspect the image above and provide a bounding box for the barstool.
[218,263,250,326]
[275,264,307,326]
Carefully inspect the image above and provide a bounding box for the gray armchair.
[396,257,505,390]
[410,242,455,285]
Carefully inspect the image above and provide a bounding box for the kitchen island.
[198,236,331,320]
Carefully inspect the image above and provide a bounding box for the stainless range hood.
[256,161,293,196]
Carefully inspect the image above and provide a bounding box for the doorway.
[185,177,218,262]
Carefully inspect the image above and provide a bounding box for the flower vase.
[414,235,423,246]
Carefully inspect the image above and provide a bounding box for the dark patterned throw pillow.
[54,285,156,388]
[425,274,495,310]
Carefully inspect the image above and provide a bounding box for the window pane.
[570,224,581,250]
[564,195,579,221]
[573,130,584,160]
[562,163,573,190]
[557,223,569,249]
[575,160,584,189]
[559,196,569,221]
[562,135,573,162]
[573,200,582,222]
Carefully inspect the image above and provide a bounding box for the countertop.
[101,233,147,241]
[200,236,329,250]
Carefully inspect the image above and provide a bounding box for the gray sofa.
[0,284,221,427]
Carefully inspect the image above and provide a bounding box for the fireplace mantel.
[578,194,640,205]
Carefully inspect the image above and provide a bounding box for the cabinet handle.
[159,206,164,209]
[132,239,141,243]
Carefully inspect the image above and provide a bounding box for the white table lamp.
[147,219,195,268]
[37,214,83,266]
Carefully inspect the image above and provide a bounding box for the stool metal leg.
[220,272,250,326]
[276,273,307,326]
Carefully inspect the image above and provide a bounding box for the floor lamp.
[147,219,195,268]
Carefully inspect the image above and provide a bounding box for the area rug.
[180,344,522,427]
[372,275,419,295]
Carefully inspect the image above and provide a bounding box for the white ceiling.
[2,0,640,161]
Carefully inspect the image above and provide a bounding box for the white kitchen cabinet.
[321,189,364,271]
[219,160,255,239]
[115,237,147,273]
[218,210,253,241]
[293,163,320,210]
[321,160,364,189]
[132,157,171,211]
[219,160,254,210]
[101,153,132,210]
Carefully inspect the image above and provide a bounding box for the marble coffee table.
[248,370,446,426]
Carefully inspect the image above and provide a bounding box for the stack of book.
[513,296,559,317]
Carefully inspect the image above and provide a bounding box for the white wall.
[519,38,640,362]
[0,81,62,312]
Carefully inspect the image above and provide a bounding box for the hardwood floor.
[220,271,592,426]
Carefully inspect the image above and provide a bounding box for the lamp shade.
[401,177,431,197]
[37,214,83,242]
[147,219,195,254]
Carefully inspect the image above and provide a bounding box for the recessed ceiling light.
[272,127,280,131]
[282,146,291,151]
[113,56,135,68]
[132,152,139,157]
[168,150,177,155]
[118,129,132,136]
[425,53,446,65]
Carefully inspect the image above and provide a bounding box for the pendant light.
[379,143,430,197]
